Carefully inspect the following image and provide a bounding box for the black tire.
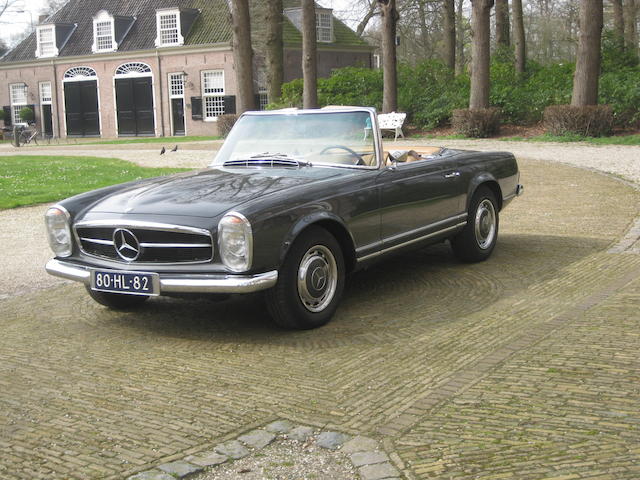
[85,286,149,310]
[266,226,345,329]
[451,186,499,263]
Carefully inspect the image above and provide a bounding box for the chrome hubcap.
[474,199,496,249]
[297,245,337,313]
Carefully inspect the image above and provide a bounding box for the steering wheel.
[319,145,366,166]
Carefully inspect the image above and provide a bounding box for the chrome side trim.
[45,259,278,294]
[357,222,467,263]
[356,213,467,255]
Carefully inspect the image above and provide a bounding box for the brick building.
[0,0,373,138]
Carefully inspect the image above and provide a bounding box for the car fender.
[467,173,503,210]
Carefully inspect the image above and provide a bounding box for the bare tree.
[611,0,625,46]
[41,0,68,16]
[302,0,318,109]
[0,0,20,18]
[265,0,284,104]
[231,0,256,113]
[625,0,638,53]
[456,0,467,74]
[571,0,603,106]
[379,0,399,112]
[512,0,525,74]
[495,0,510,47]
[469,0,494,109]
[357,0,379,36]
[443,0,456,70]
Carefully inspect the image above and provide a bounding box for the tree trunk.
[625,0,638,53]
[571,0,603,106]
[470,0,494,109]
[512,0,526,75]
[302,0,318,109]
[611,0,625,46]
[443,0,456,70]
[379,0,399,113]
[495,0,510,47]
[456,0,466,75]
[265,0,284,104]
[231,0,255,113]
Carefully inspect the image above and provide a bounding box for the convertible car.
[45,107,523,329]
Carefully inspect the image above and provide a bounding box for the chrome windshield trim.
[357,221,467,263]
[45,259,277,294]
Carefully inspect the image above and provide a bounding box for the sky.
[0,0,356,46]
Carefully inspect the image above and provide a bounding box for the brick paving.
[0,158,639,479]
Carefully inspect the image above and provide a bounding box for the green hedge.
[273,58,639,130]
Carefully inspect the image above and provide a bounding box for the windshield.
[212,110,378,168]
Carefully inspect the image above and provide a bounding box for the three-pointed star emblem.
[113,228,140,261]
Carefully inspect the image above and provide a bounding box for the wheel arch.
[281,213,357,274]
[468,174,503,211]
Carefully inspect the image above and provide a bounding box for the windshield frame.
[210,107,384,170]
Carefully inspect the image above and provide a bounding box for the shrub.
[217,114,239,138]
[19,107,34,123]
[452,108,501,137]
[543,105,614,137]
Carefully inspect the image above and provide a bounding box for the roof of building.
[1,0,369,64]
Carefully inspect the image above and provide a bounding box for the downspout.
[156,50,165,137]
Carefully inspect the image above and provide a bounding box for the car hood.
[86,167,346,218]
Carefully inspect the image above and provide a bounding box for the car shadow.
[103,232,610,344]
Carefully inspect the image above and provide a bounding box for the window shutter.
[254,94,261,110]
[191,97,202,120]
[3,106,11,126]
[223,95,236,115]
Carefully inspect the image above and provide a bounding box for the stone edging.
[126,419,402,480]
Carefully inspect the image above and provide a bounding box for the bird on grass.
[160,146,166,155]
[171,145,178,152]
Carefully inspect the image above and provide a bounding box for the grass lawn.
[0,156,189,209]
[68,135,221,145]
[499,133,640,145]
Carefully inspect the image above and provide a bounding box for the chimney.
[38,15,48,24]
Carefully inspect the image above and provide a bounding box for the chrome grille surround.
[74,220,214,265]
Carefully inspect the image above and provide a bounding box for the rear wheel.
[266,226,345,329]
[451,186,499,262]
[86,286,149,310]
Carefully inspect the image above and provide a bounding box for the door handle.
[444,171,461,178]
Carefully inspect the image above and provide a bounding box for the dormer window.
[156,9,182,47]
[92,11,116,53]
[316,11,333,43]
[36,25,57,58]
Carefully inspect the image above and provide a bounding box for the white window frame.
[316,11,333,43]
[92,11,117,53]
[39,82,52,104]
[155,9,184,47]
[169,72,185,99]
[201,70,225,121]
[10,83,28,125]
[35,25,58,58]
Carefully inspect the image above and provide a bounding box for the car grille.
[75,225,213,264]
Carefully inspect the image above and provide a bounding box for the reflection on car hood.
[86,167,345,218]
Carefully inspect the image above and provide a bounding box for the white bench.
[378,112,406,141]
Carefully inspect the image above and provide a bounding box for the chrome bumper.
[45,259,278,294]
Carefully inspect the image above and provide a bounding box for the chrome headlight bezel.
[218,212,253,272]
[45,205,73,257]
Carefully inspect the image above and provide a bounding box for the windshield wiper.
[224,153,311,168]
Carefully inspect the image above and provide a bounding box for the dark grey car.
[45,107,523,329]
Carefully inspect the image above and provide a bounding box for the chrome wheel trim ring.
[297,245,338,313]
[474,199,496,250]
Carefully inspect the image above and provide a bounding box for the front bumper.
[45,259,278,294]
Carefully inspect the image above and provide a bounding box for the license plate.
[91,270,159,296]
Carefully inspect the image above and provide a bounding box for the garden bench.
[378,112,406,141]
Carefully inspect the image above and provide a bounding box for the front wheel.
[266,226,345,329]
[451,186,499,263]
[86,286,149,310]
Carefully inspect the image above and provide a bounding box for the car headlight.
[218,212,253,272]
[45,206,73,257]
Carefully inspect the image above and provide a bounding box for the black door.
[64,81,100,137]
[42,105,53,137]
[171,98,185,136]
[115,77,155,136]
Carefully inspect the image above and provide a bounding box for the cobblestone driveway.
[1,153,639,479]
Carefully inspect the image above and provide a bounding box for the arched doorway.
[63,66,100,137]
[114,62,155,136]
